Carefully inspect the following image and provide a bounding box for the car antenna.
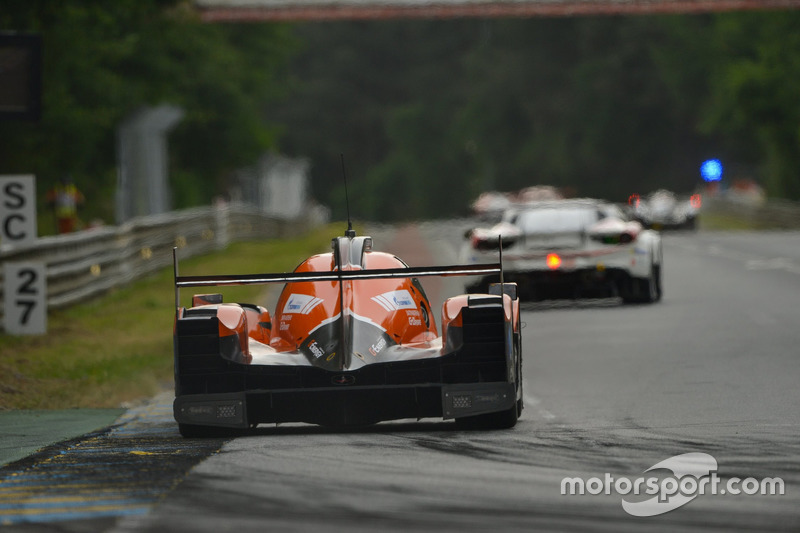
[499,233,504,287]
[337,154,353,370]
[340,154,356,238]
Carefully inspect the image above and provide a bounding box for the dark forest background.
[2,1,799,225]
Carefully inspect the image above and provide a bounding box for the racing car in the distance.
[629,189,701,230]
[172,229,523,437]
[463,198,662,303]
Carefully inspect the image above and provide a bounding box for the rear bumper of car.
[467,246,652,297]
[641,217,696,230]
[469,267,633,299]
[174,300,519,428]
[174,381,516,428]
[509,246,637,271]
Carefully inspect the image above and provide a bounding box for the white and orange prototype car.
[172,230,522,436]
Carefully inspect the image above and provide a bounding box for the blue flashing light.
[701,159,723,182]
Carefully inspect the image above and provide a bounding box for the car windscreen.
[517,207,599,234]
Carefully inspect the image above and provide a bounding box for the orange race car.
[172,229,522,437]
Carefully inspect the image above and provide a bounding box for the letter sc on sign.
[1,175,46,334]
[0,175,37,245]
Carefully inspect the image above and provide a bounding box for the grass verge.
[698,212,761,231]
[0,224,341,410]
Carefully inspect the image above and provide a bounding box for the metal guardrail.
[703,196,800,229]
[0,204,303,325]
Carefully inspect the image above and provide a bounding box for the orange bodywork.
[172,233,521,430]
[216,304,252,364]
[178,238,516,371]
[242,305,272,345]
[270,251,438,354]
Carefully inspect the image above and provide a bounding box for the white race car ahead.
[463,199,663,303]
[630,189,701,230]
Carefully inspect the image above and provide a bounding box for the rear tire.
[654,264,663,301]
[621,262,659,304]
[457,324,522,430]
[455,403,518,430]
[178,423,242,438]
[515,328,524,418]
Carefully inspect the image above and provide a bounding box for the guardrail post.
[214,201,229,251]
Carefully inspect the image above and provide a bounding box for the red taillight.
[690,194,702,208]
[546,253,562,269]
[628,194,640,208]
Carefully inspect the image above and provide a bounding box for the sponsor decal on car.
[406,309,422,325]
[308,340,325,359]
[369,337,387,357]
[283,294,324,315]
[371,290,417,312]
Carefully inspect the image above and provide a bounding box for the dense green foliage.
[0,0,296,225]
[276,13,800,220]
[2,4,799,224]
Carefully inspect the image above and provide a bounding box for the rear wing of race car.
[172,248,504,311]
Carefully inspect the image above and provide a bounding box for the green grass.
[0,224,342,410]
[698,212,761,231]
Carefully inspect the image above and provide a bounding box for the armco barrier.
[0,204,302,327]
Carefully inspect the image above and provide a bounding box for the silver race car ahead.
[630,189,701,230]
[463,198,663,303]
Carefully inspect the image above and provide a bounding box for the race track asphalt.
[1,223,798,532]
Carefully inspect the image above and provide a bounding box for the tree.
[698,12,800,199]
[0,1,296,227]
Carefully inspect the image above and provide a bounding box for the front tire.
[455,403,519,430]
